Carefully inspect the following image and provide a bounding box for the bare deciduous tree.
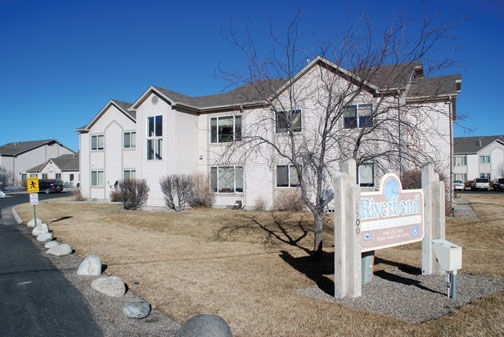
[219,7,465,256]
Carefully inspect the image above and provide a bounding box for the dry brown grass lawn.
[16,193,504,337]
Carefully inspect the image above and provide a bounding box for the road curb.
[10,206,23,225]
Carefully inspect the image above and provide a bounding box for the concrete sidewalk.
[452,198,478,219]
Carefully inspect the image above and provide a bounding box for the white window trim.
[209,115,242,143]
[276,164,301,188]
[91,170,104,187]
[91,134,104,151]
[479,155,490,164]
[146,115,162,160]
[123,169,136,180]
[343,103,373,129]
[276,109,302,133]
[123,131,136,149]
[210,166,244,193]
[358,162,375,187]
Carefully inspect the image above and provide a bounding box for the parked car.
[453,180,465,191]
[38,179,64,194]
[492,178,504,191]
[0,190,5,198]
[471,178,490,191]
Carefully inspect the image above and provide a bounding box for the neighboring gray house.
[26,153,80,187]
[453,135,504,182]
[0,139,75,186]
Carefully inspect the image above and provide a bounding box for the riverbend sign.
[334,160,447,299]
[360,174,424,252]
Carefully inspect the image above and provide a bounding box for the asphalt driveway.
[0,207,102,337]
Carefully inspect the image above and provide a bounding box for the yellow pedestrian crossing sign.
[27,177,39,193]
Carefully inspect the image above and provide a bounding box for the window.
[454,174,467,182]
[91,134,104,150]
[42,173,48,179]
[55,173,61,179]
[21,174,27,181]
[124,131,136,149]
[358,163,375,187]
[343,104,373,129]
[30,173,37,178]
[454,155,467,166]
[91,170,104,187]
[276,165,300,187]
[147,115,162,160]
[480,155,490,163]
[276,110,301,133]
[480,173,491,179]
[123,169,136,180]
[210,115,242,143]
[69,174,74,182]
[210,166,243,193]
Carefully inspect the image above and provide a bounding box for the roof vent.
[151,96,159,105]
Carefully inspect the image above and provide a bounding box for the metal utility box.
[432,239,462,271]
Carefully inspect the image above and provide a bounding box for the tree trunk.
[313,211,324,258]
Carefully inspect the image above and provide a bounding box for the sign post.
[27,177,39,225]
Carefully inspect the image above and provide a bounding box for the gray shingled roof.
[454,135,504,154]
[0,139,63,157]
[85,57,460,129]
[153,78,286,110]
[351,62,423,91]
[112,100,136,120]
[27,153,79,173]
[408,74,462,99]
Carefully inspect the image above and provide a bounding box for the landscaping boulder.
[47,243,72,256]
[122,301,151,319]
[45,240,60,249]
[36,233,53,242]
[91,276,126,297]
[175,314,233,337]
[32,223,48,236]
[77,255,102,276]
[27,218,43,228]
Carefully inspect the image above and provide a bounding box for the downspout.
[397,90,402,178]
[448,96,454,202]
[12,156,16,185]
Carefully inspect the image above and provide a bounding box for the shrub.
[275,189,305,211]
[401,170,422,190]
[119,179,149,210]
[187,173,214,208]
[110,190,122,202]
[253,196,267,211]
[73,189,86,201]
[160,175,192,211]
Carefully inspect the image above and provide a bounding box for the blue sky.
[0,0,502,152]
